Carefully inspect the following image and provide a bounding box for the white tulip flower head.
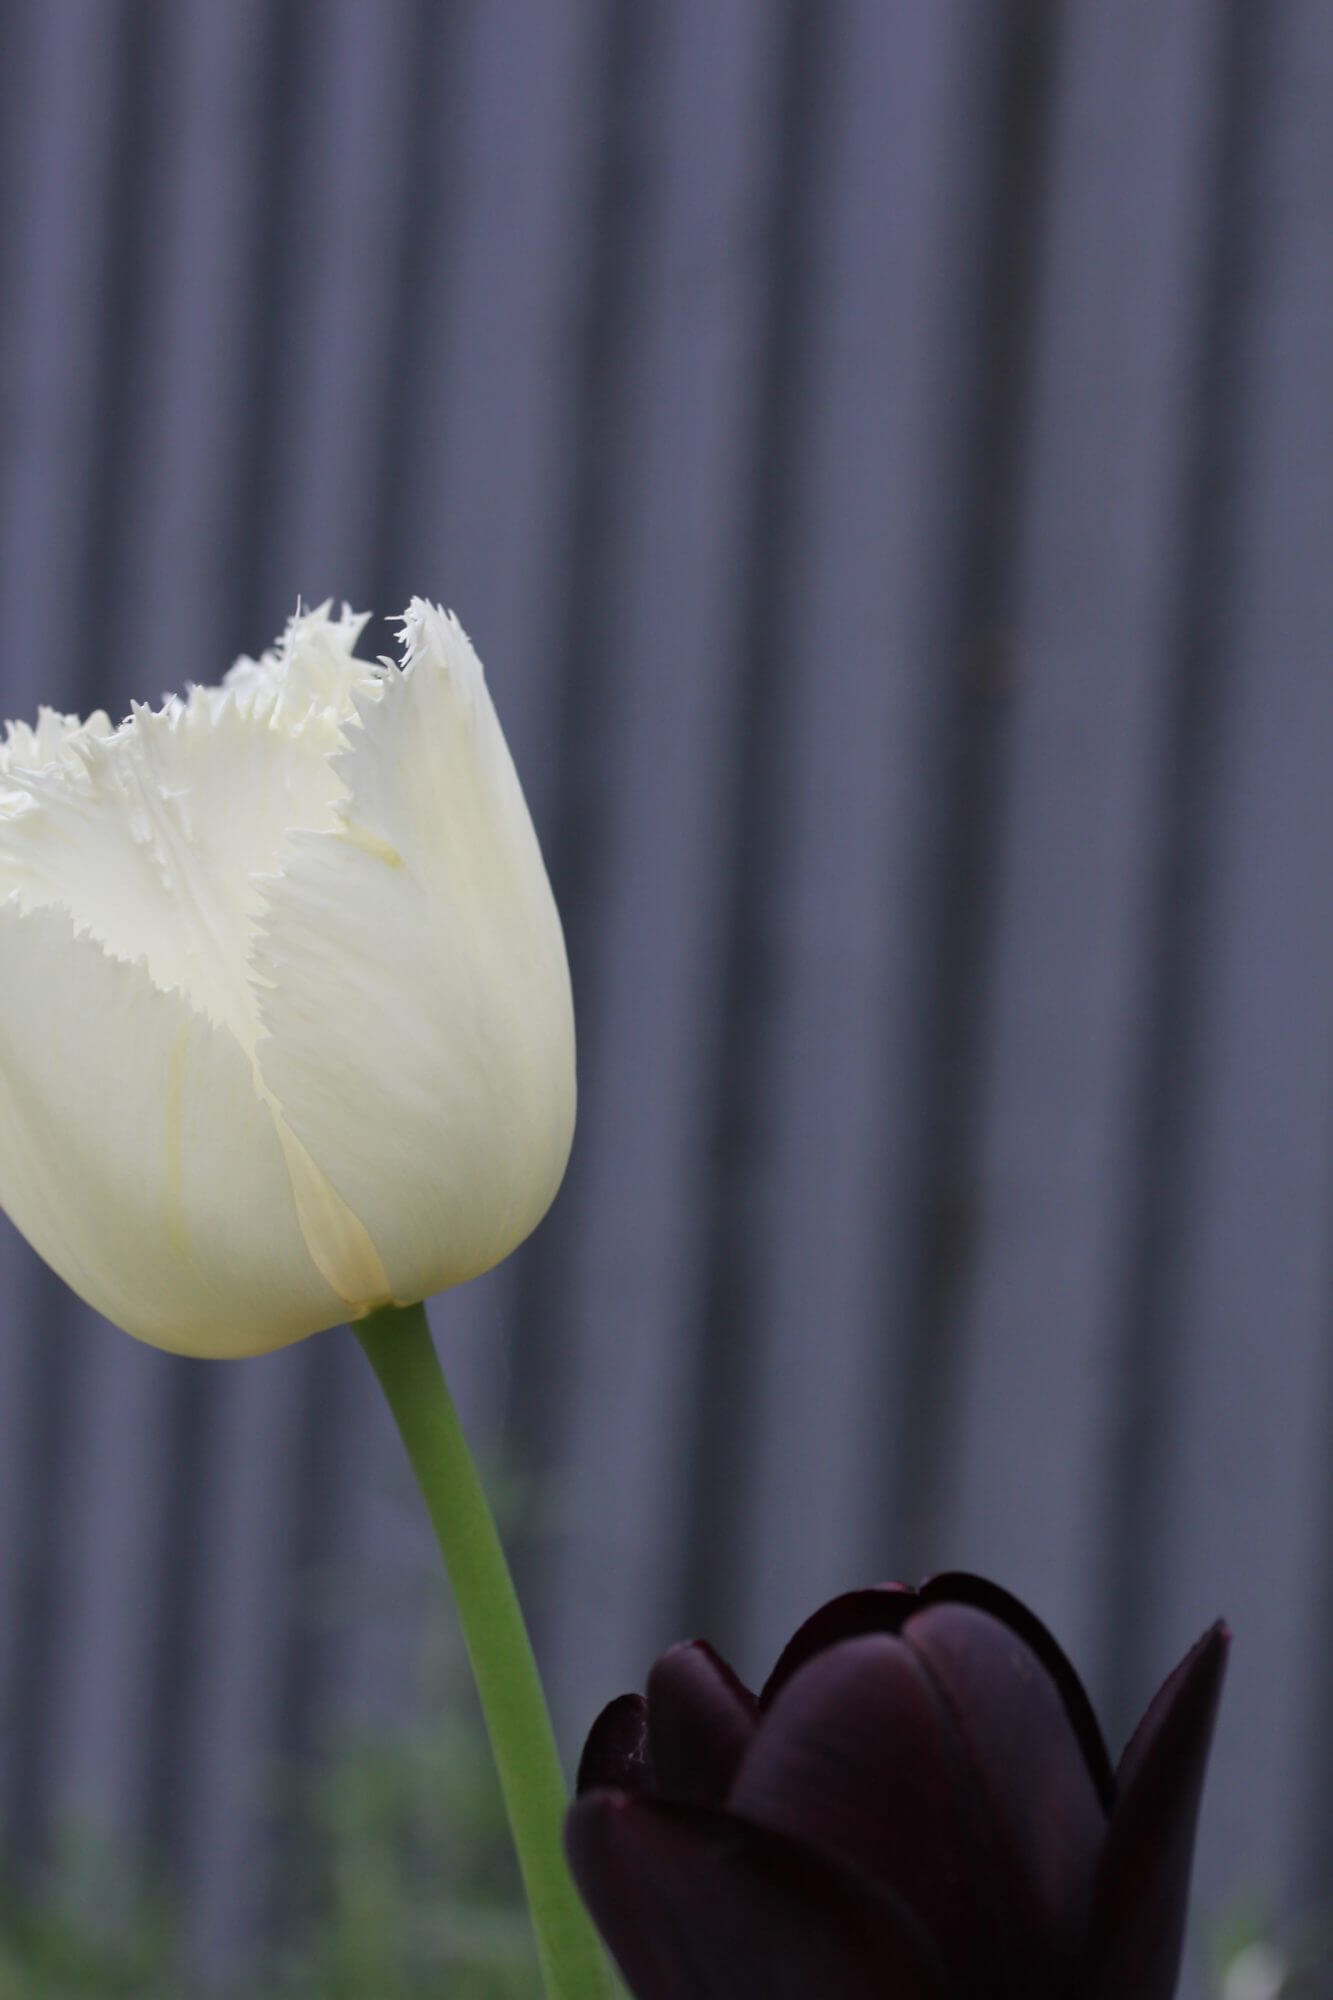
[0,600,575,1357]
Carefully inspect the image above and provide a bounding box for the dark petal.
[577,1692,653,1797]
[759,1584,918,1709]
[732,1632,1003,1991]
[566,1791,949,2000]
[904,1602,1108,1989]
[758,1574,1116,1814]
[1080,1621,1229,2000]
[647,1642,758,1808]
[917,1571,1116,1810]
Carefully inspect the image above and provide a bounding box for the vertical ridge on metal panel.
[116,0,282,698]
[224,0,314,651]
[142,1352,210,1872]
[1098,0,1274,1751]
[71,0,170,709]
[365,0,469,629]
[0,0,123,713]
[942,0,1224,1689]
[725,0,988,1674]
[174,1357,312,1971]
[1,1267,76,1870]
[533,0,788,1747]
[0,1222,43,1847]
[675,0,833,1676]
[262,0,426,618]
[0,0,132,1870]
[502,0,657,1698]
[44,1335,180,1870]
[1149,0,1333,1928]
[887,0,1063,1587]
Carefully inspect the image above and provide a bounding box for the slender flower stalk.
[356,1301,616,2000]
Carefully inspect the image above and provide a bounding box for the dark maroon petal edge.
[759,1585,917,1709]
[915,1572,1116,1810]
[577,1692,652,1797]
[1079,1621,1229,2000]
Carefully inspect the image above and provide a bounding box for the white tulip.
[0,600,575,1357]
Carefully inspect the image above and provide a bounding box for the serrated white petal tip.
[0,594,574,1354]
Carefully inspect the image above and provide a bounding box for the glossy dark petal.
[916,1571,1116,1810]
[1080,1621,1229,2000]
[904,1602,1107,1991]
[759,1584,917,1709]
[731,1632,1000,1990]
[566,1791,949,2000]
[758,1574,1116,1814]
[577,1692,653,1797]
[647,1642,758,1808]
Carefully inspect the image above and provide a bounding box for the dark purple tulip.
[566,1573,1227,2000]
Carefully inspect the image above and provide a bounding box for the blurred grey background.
[0,0,1331,1985]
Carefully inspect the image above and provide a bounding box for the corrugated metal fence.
[1,0,1331,1984]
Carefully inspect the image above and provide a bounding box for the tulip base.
[354,1301,616,2000]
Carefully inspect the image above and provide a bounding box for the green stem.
[355,1300,615,2000]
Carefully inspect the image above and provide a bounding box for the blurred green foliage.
[0,1842,176,2000]
[0,1671,541,2000]
[1211,1904,1333,2000]
[0,1513,544,2000]
[266,1648,541,2000]
[0,1669,541,2000]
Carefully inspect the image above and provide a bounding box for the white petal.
[221,599,376,720]
[0,704,114,779]
[254,602,576,1303]
[0,608,380,1053]
[0,899,347,1356]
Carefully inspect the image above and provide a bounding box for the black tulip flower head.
[566,1572,1227,2000]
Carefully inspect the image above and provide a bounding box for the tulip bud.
[568,1574,1228,2000]
[0,601,575,1357]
